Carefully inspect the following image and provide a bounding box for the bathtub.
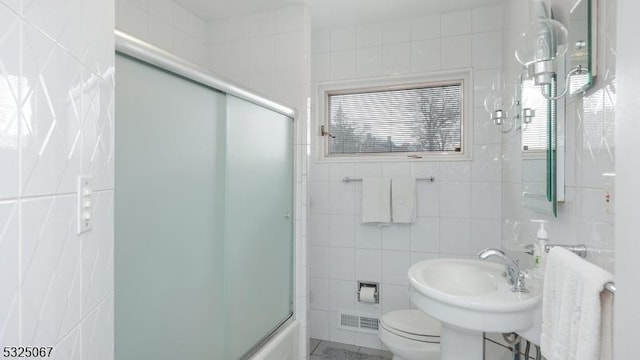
[250,320,300,360]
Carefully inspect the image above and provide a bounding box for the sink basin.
[409,258,541,332]
[408,258,542,360]
[416,260,500,296]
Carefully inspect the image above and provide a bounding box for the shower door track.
[114,30,296,119]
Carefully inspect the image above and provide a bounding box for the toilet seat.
[380,310,441,343]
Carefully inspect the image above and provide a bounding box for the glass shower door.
[115,52,295,360]
[115,54,226,360]
[224,95,294,359]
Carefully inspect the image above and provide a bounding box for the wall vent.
[338,311,380,334]
[359,316,379,331]
[340,314,359,328]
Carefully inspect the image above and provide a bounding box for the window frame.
[315,71,473,162]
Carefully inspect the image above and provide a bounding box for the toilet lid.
[381,310,441,338]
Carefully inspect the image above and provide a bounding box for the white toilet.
[378,309,441,360]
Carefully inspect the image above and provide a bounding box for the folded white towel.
[541,247,614,360]
[361,178,391,224]
[391,178,416,223]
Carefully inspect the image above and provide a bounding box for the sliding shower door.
[115,51,294,360]
[115,54,226,359]
[224,96,294,359]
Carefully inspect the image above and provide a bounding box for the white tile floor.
[309,339,393,360]
[485,334,541,360]
[310,336,537,360]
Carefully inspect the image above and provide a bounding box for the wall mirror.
[568,0,597,96]
[520,73,564,217]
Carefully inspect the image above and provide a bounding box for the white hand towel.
[361,178,391,224]
[391,178,416,223]
[541,247,614,360]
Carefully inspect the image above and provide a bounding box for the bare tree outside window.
[415,86,462,152]
[327,83,462,156]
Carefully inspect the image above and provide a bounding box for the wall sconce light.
[522,108,536,125]
[515,17,586,100]
[484,76,520,133]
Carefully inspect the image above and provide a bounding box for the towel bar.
[604,282,616,294]
[544,243,588,258]
[342,176,435,183]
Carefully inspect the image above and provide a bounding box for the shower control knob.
[283,211,292,220]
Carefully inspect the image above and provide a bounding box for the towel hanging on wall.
[361,178,391,224]
[391,178,416,223]
[541,247,614,360]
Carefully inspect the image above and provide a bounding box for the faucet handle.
[511,271,529,293]
[523,244,534,256]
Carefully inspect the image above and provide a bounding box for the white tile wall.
[441,11,471,37]
[0,1,114,358]
[441,35,472,70]
[356,24,382,48]
[382,21,410,44]
[116,0,207,67]
[309,5,504,349]
[411,15,440,40]
[615,0,640,356]
[501,0,616,273]
[205,6,310,108]
[0,7,20,200]
[0,201,19,345]
[411,39,441,73]
[382,43,411,75]
[23,0,82,58]
[331,27,356,51]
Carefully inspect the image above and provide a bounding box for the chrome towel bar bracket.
[604,282,616,294]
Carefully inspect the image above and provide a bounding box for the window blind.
[327,83,463,155]
[521,78,554,152]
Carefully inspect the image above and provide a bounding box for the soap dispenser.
[531,220,549,278]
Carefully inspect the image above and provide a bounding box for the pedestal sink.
[408,258,541,360]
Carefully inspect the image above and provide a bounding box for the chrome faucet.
[478,248,528,293]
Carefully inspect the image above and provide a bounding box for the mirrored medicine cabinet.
[518,0,597,217]
[520,74,562,217]
[567,0,597,96]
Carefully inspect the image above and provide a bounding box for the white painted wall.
[614,0,640,356]
[307,5,504,349]
[0,0,114,358]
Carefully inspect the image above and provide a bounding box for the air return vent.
[338,311,379,334]
[360,316,379,331]
[340,314,359,328]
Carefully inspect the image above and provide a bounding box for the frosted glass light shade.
[515,18,569,66]
[483,92,515,113]
[483,73,514,113]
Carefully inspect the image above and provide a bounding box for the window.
[317,72,471,160]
